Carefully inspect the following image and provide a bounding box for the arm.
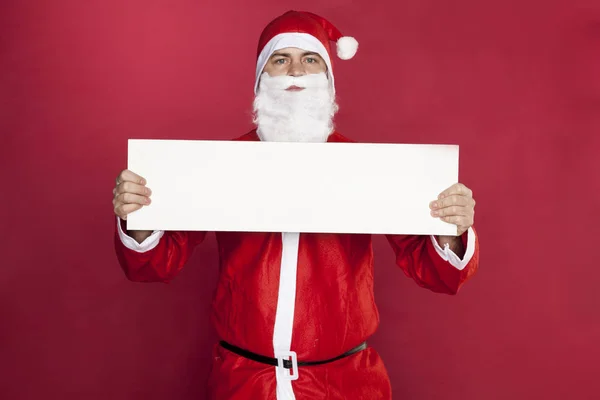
[127,229,154,244]
[436,235,465,258]
[112,169,208,283]
[385,226,479,295]
[114,217,208,283]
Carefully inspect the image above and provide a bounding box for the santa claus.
[112,10,479,400]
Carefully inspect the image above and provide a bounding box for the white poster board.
[127,139,459,235]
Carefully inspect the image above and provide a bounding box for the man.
[113,10,479,400]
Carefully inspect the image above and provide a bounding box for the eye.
[305,57,317,64]
[274,58,286,65]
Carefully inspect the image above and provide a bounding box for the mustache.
[258,72,330,90]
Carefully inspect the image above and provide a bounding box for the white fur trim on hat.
[336,36,358,60]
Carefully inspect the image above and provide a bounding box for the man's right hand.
[113,169,153,243]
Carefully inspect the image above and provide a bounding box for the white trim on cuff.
[116,216,164,253]
[429,227,476,271]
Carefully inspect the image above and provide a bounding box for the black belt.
[219,340,367,369]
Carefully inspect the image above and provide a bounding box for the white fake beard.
[252,72,338,143]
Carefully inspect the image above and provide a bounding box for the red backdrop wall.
[1,0,598,399]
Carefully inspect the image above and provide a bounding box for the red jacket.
[114,129,479,399]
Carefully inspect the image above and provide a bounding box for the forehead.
[270,47,323,58]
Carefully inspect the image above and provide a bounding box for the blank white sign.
[126,139,459,235]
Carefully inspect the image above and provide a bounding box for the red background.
[1,0,599,399]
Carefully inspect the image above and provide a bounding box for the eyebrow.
[269,51,322,59]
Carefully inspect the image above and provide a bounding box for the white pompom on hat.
[336,36,359,60]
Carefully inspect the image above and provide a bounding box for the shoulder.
[231,129,356,143]
[327,131,356,143]
[232,129,259,141]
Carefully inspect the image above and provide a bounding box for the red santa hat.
[254,10,358,94]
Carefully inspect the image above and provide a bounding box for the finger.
[116,192,151,206]
[117,169,147,186]
[440,214,472,227]
[430,194,472,210]
[115,203,143,219]
[438,183,472,200]
[431,205,471,218]
[115,181,152,197]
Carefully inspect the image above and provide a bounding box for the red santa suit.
[114,11,480,400]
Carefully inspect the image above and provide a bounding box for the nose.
[287,60,306,77]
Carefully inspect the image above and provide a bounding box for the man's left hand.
[429,183,475,236]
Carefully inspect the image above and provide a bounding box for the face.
[253,47,337,143]
[262,47,327,81]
